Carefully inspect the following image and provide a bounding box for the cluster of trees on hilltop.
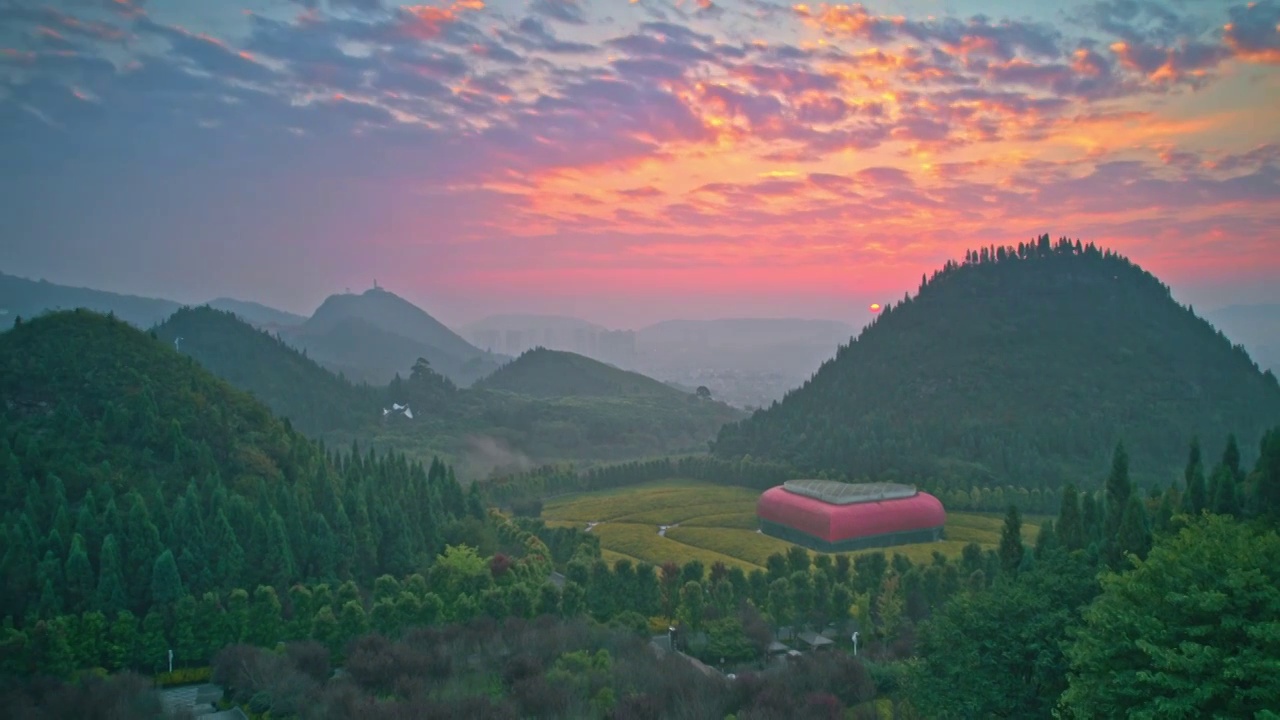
[712,236,1280,488]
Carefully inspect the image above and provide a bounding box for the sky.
[1,0,1278,328]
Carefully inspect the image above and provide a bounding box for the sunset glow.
[1,0,1278,325]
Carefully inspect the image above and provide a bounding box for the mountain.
[362,349,746,476]
[1207,303,1280,373]
[475,347,690,399]
[0,309,481,627]
[287,287,503,386]
[154,306,378,436]
[204,297,307,329]
[712,236,1280,489]
[0,272,180,329]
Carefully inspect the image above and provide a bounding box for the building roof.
[782,480,917,505]
[757,485,946,543]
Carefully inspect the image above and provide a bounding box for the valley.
[540,479,1046,571]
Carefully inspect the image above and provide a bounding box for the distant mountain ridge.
[712,236,1280,488]
[476,347,701,399]
[155,306,377,436]
[0,271,181,328]
[286,287,505,387]
[205,297,307,328]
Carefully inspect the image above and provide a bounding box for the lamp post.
[851,631,859,657]
[668,626,676,653]
[168,648,173,673]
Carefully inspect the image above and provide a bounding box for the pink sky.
[1,0,1278,327]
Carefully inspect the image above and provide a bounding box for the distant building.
[757,480,946,552]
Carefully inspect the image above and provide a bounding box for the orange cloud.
[399,0,485,40]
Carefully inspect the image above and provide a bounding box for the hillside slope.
[289,287,503,386]
[475,347,688,398]
[0,272,180,329]
[711,237,1280,488]
[0,309,479,624]
[205,297,307,329]
[155,307,378,435]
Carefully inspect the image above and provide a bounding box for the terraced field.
[543,479,1046,570]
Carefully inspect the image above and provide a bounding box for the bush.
[154,666,213,687]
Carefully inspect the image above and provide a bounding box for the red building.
[757,480,946,552]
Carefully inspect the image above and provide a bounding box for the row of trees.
[910,428,1280,717]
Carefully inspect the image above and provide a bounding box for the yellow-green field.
[543,479,1046,571]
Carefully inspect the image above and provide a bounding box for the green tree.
[678,581,705,631]
[1255,427,1280,517]
[1056,484,1084,551]
[64,534,95,614]
[1103,441,1131,542]
[247,585,283,647]
[150,549,185,608]
[1210,464,1240,517]
[913,551,1100,719]
[95,534,128,615]
[998,505,1024,575]
[1059,515,1280,718]
[1182,442,1208,515]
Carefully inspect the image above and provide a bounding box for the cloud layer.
[1,0,1277,324]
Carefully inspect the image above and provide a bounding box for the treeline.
[711,236,1280,488]
[0,311,498,639]
[910,428,1280,718]
[0,510,557,677]
[483,455,800,509]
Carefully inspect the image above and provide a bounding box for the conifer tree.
[64,534,95,614]
[1255,428,1280,518]
[1210,464,1240,518]
[96,534,128,615]
[1222,433,1242,481]
[1034,520,1057,559]
[1182,439,1208,515]
[1103,442,1131,540]
[150,549,185,608]
[1056,484,1084,551]
[998,505,1024,575]
[1115,495,1152,564]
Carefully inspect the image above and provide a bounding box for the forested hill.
[154,306,379,436]
[288,287,503,386]
[475,347,694,399]
[712,236,1280,488]
[0,309,485,625]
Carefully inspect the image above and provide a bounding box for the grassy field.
[543,479,1047,571]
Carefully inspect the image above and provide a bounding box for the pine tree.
[96,534,128,615]
[1210,464,1240,517]
[64,534,95,614]
[150,549,185,608]
[1115,495,1153,567]
[1182,441,1208,515]
[1057,484,1084,551]
[998,505,1024,575]
[1103,441,1131,541]
[1255,428,1280,518]
[1223,433,1242,481]
[1034,520,1057,559]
